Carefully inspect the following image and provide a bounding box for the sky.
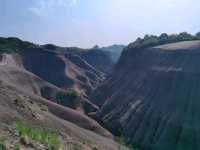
[0,0,200,48]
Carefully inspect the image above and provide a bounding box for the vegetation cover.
[127,32,200,50]
[16,120,62,150]
[0,37,38,53]
[56,90,81,109]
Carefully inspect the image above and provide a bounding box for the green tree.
[159,33,169,43]
[196,32,200,39]
[178,32,194,40]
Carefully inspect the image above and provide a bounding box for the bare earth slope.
[92,41,200,150]
[0,37,130,150]
[0,53,112,138]
[0,80,129,150]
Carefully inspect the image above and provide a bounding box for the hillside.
[0,37,115,113]
[0,53,112,137]
[0,37,118,97]
[0,37,132,150]
[91,40,200,150]
[43,44,117,74]
[0,77,129,150]
[20,47,104,96]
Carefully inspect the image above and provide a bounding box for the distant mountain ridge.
[42,43,125,73]
[100,45,125,62]
[0,37,123,96]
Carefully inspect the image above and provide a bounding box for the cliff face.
[20,48,105,96]
[92,41,200,150]
[42,44,118,74]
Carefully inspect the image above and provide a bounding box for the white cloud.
[29,0,77,17]
[70,0,77,6]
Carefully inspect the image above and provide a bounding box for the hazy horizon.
[0,0,200,48]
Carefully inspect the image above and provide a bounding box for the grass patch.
[16,120,62,150]
[14,144,20,150]
[0,137,6,150]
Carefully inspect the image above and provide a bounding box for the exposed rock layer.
[92,41,200,150]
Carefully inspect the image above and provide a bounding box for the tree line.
[128,32,200,49]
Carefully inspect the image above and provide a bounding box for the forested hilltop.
[127,32,200,50]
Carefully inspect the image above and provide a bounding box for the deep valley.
[1,32,200,150]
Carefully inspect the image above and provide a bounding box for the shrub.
[142,35,159,47]
[196,32,200,39]
[14,144,20,150]
[159,33,169,43]
[56,90,80,109]
[178,32,195,41]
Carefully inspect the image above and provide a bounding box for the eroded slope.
[92,41,200,150]
[0,80,129,150]
[0,53,111,138]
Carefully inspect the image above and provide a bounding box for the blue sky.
[0,0,200,48]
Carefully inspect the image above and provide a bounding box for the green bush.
[16,120,62,150]
[196,32,200,39]
[56,90,80,109]
[14,144,20,150]
[178,32,194,41]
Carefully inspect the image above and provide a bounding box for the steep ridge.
[92,40,200,150]
[43,44,117,74]
[20,48,104,96]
